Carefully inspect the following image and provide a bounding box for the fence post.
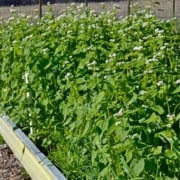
[85,0,88,7]
[128,0,131,16]
[173,0,175,17]
[39,0,42,18]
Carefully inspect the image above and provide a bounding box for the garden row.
[0,4,179,179]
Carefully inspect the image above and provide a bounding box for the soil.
[0,144,30,180]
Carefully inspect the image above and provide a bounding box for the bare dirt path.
[0,144,30,180]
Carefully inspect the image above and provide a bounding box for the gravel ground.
[0,144,30,180]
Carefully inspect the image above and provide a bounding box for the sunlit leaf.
[172,86,180,94]
[150,105,165,115]
[153,146,162,155]
[132,159,145,176]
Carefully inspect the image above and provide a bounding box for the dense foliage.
[0,4,180,179]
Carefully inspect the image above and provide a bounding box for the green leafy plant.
[0,4,179,179]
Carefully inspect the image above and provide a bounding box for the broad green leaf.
[132,159,145,176]
[150,105,164,115]
[125,150,133,163]
[76,77,86,84]
[172,86,180,94]
[92,150,98,165]
[127,93,137,106]
[176,113,180,120]
[145,112,161,124]
[24,47,30,57]
[99,165,109,177]
[94,91,105,105]
[101,118,109,133]
[78,84,88,91]
[82,121,90,136]
[121,156,133,178]
[153,146,162,155]
[0,74,7,81]
[164,149,177,159]
[158,130,175,142]
[106,124,116,135]
[116,127,129,142]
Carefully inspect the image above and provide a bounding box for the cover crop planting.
[0,4,179,179]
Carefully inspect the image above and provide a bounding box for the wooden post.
[128,0,131,16]
[173,0,175,17]
[39,0,42,18]
[85,0,88,7]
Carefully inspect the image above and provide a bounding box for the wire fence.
[0,0,180,19]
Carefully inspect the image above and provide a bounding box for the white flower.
[65,72,71,79]
[157,81,164,87]
[78,3,84,8]
[105,59,111,63]
[26,15,32,19]
[34,8,38,13]
[142,104,148,109]
[26,92,30,98]
[142,22,148,27]
[145,58,158,64]
[115,121,121,126]
[155,28,164,34]
[158,33,164,38]
[12,40,17,44]
[118,30,123,34]
[90,10,95,14]
[8,17,15,21]
[25,72,29,84]
[167,124,172,128]
[133,46,143,51]
[24,34,33,40]
[143,35,152,40]
[175,79,180,84]
[144,13,153,18]
[114,108,124,117]
[164,43,169,46]
[117,61,125,66]
[110,39,115,42]
[10,8,16,13]
[113,4,120,9]
[144,70,153,74]
[42,48,48,54]
[160,46,166,50]
[167,114,175,121]
[104,75,108,79]
[107,19,112,23]
[109,53,116,58]
[93,73,100,78]
[131,133,139,139]
[87,61,97,66]
[139,90,146,95]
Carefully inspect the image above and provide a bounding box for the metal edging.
[0,115,67,180]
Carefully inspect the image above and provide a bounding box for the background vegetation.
[0,4,179,179]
